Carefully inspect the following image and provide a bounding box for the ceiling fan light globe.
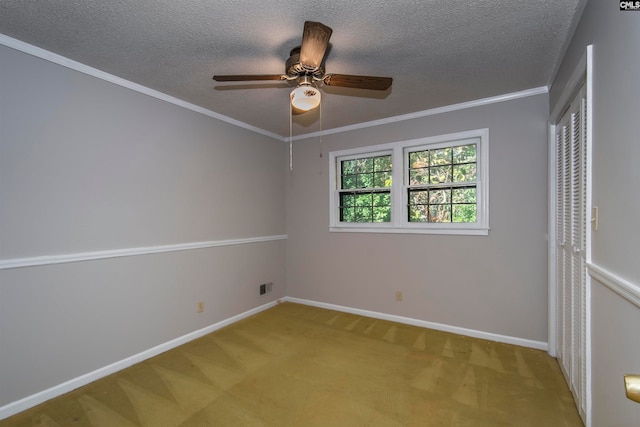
[290,85,321,111]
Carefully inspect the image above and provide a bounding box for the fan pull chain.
[289,103,293,171]
[319,94,323,158]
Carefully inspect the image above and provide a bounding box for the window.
[406,143,477,223]
[339,153,392,223]
[329,129,489,235]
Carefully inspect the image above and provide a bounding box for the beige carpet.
[1,302,583,426]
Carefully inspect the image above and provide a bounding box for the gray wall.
[10,3,640,419]
[286,93,549,343]
[0,45,286,407]
[550,1,640,425]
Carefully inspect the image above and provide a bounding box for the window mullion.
[392,145,404,228]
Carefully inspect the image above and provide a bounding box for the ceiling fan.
[213,21,392,112]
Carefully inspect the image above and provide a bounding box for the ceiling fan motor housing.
[286,49,325,79]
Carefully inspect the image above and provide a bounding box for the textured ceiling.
[0,0,586,138]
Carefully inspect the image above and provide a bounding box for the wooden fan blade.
[299,21,332,70]
[323,74,392,90]
[213,74,285,82]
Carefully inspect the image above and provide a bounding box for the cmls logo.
[620,1,640,10]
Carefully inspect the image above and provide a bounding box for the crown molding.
[1,33,548,143]
[0,33,283,141]
[290,86,549,141]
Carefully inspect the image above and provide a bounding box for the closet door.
[555,85,587,420]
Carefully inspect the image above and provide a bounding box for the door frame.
[548,44,593,425]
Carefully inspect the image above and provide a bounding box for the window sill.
[328,225,489,236]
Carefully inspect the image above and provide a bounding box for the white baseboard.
[1,296,548,420]
[0,300,279,421]
[284,297,549,351]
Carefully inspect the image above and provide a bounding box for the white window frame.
[329,128,489,235]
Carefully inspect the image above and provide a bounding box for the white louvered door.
[555,85,587,421]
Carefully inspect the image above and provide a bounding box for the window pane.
[341,154,392,191]
[409,189,429,205]
[374,206,391,222]
[340,190,391,223]
[409,205,429,222]
[356,206,372,221]
[374,155,392,172]
[356,172,374,188]
[452,188,476,203]
[356,158,374,174]
[409,151,429,168]
[429,188,450,204]
[408,187,476,223]
[429,205,451,222]
[453,164,477,182]
[409,168,429,185]
[452,204,477,223]
[408,190,429,223]
[430,147,452,166]
[354,193,371,207]
[373,192,391,207]
[430,165,452,184]
[340,193,355,208]
[453,144,477,164]
[340,207,355,222]
[341,159,356,175]
[342,174,357,189]
[408,150,429,185]
[374,171,392,187]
